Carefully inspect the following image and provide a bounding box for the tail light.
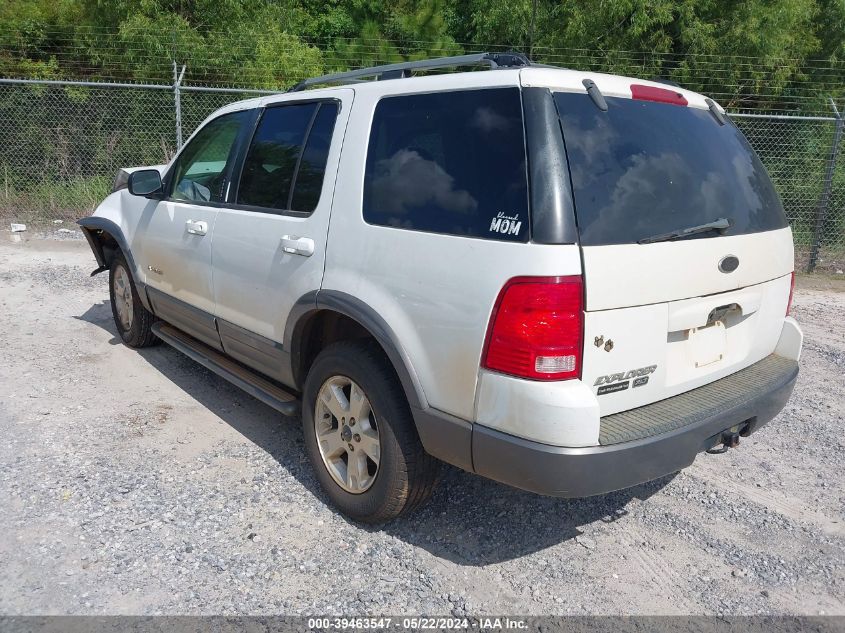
[786,271,795,316]
[482,276,584,381]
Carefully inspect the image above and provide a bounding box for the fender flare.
[77,216,151,311]
[284,290,427,411]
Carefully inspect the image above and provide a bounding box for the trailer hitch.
[706,428,742,454]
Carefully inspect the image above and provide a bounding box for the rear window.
[363,88,529,242]
[554,93,787,246]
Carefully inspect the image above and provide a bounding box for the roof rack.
[288,52,531,92]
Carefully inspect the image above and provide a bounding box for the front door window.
[168,111,251,204]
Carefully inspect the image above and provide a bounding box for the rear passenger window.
[363,88,529,242]
[238,101,337,213]
[290,103,338,212]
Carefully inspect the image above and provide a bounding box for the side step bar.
[152,322,300,417]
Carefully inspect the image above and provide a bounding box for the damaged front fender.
[77,216,152,311]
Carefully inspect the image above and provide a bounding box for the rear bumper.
[470,355,798,497]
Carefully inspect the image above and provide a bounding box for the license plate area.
[687,320,726,368]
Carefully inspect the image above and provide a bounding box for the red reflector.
[482,276,583,381]
[631,84,688,106]
[786,271,795,316]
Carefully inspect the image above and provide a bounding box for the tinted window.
[363,88,529,242]
[238,103,317,210]
[290,103,338,212]
[169,111,250,203]
[554,93,787,246]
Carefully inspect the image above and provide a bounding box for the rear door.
[211,91,351,384]
[553,90,794,416]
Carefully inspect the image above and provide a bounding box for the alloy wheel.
[314,375,381,493]
[113,264,134,331]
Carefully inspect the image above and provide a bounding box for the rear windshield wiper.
[638,218,733,244]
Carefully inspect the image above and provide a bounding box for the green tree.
[453,0,840,110]
[327,0,461,70]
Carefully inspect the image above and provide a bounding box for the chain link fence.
[732,112,844,272]
[0,79,270,226]
[0,77,843,272]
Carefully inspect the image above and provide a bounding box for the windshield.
[554,92,787,246]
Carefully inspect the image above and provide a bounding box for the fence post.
[807,98,843,272]
[172,61,186,150]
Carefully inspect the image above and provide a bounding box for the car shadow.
[77,300,674,566]
[75,300,125,345]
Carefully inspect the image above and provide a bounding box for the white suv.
[80,53,803,523]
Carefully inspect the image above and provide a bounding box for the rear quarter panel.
[323,76,582,420]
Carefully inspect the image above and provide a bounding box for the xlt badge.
[597,382,629,396]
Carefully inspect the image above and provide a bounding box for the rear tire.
[302,341,440,523]
[109,252,158,348]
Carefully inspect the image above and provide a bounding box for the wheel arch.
[78,216,152,311]
[78,217,133,271]
[286,291,427,411]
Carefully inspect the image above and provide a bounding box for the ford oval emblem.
[719,255,739,273]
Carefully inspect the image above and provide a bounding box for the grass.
[0,175,111,226]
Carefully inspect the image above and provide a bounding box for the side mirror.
[128,169,163,197]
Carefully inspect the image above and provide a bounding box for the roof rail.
[288,52,531,92]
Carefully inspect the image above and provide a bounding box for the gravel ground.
[0,233,843,616]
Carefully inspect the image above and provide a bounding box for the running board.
[152,322,300,417]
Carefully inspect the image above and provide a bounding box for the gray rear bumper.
[417,355,799,498]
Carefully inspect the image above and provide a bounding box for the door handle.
[281,235,315,257]
[185,220,208,236]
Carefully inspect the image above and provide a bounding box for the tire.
[302,340,440,523]
[109,252,159,348]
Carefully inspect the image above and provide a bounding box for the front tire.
[302,341,440,523]
[109,252,158,348]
